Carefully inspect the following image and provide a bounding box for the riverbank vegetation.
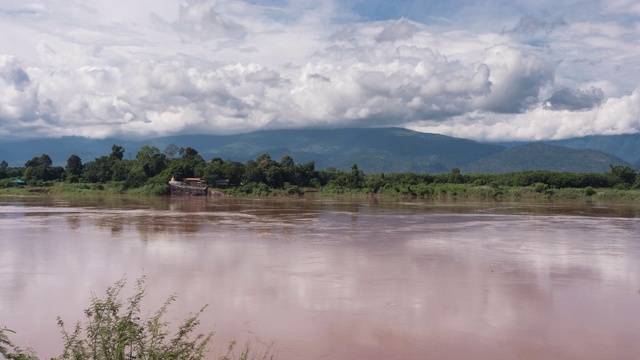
[1,277,275,360]
[1,144,639,200]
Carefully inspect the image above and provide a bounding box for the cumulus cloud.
[0,56,38,125]
[510,14,566,35]
[477,45,554,113]
[545,87,605,111]
[376,18,420,42]
[409,87,640,141]
[0,0,638,141]
[172,0,246,40]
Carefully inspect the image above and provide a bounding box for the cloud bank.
[0,0,639,141]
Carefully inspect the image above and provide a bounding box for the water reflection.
[0,195,639,359]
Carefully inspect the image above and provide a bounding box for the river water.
[1,195,639,359]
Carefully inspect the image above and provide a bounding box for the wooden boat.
[169,176,208,196]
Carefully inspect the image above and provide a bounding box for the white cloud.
[0,56,38,125]
[0,0,639,141]
[170,0,246,40]
[545,87,604,111]
[409,87,640,141]
[376,18,420,42]
[476,44,555,113]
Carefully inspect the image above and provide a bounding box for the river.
[1,195,639,359]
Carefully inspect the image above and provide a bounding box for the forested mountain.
[0,128,634,174]
[0,137,118,169]
[158,128,506,173]
[462,143,631,174]
[545,133,640,165]
[494,133,640,165]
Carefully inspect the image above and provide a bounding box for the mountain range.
[0,128,636,174]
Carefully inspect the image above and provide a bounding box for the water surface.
[1,196,639,359]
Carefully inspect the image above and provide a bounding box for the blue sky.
[0,0,639,141]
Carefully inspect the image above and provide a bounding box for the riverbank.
[2,181,640,202]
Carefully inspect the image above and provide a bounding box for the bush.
[0,178,11,188]
[283,183,303,196]
[127,183,170,196]
[2,276,276,360]
[533,182,549,193]
[57,276,213,360]
[613,183,630,190]
[0,327,38,359]
[584,186,597,196]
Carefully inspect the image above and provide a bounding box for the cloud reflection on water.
[0,196,639,359]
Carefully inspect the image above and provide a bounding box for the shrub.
[533,182,549,193]
[283,183,303,196]
[0,327,38,360]
[584,186,597,196]
[57,276,212,360]
[2,276,276,360]
[127,183,170,196]
[613,183,630,190]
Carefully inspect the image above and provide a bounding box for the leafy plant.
[56,276,213,360]
[2,277,277,360]
[584,186,597,196]
[0,327,38,360]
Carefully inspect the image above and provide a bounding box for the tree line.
[1,144,639,195]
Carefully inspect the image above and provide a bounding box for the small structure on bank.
[168,176,208,196]
[10,179,26,187]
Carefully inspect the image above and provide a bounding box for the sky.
[0,0,639,141]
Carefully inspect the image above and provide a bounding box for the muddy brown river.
[1,195,639,359]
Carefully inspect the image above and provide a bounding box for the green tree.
[172,147,206,178]
[110,145,125,161]
[264,166,284,188]
[244,159,264,183]
[23,154,57,182]
[136,146,166,178]
[111,160,131,181]
[163,143,179,160]
[0,160,7,179]
[609,164,637,185]
[297,161,316,187]
[83,156,112,183]
[124,167,148,189]
[182,147,200,160]
[65,154,83,182]
[223,161,245,186]
[202,158,225,185]
[281,155,294,168]
[349,164,363,188]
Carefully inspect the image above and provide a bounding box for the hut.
[10,179,26,187]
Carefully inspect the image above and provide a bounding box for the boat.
[168,176,208,196]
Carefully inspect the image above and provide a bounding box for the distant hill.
[0,128,634,174]
[544,133,640,165]
[462,143,631,174]
[144,128,506,173]
[494,133,640,165]
[0,137,118,168]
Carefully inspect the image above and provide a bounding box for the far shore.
[1,182,640,202]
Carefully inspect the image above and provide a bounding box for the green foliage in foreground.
[57,276,212,360]
[1,277,275,360]
[1,327,38,359]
